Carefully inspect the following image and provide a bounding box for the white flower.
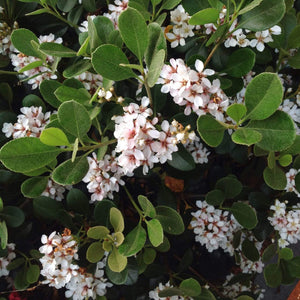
[42,179,71,201]
[250,30,273,52]
[0,243,16,278]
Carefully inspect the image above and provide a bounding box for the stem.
[77,138,117,152]
[0,70,18,75]
[204,41,222,68]
[46,8,78,29]
[144,81,154,108]
[123,186,144,217]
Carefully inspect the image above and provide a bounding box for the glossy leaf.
[21,176,49,198]
[262,244,277,263]
[263,165,287,190]
[110,207,124,233]
[239,0,285,31]
[40,128,70,146]
[1,206,25,228]
[118,8,149,62]
[205,189,225,206]
[26,264,40,284]
[146,219,164,247]
[226,103,247,123]
[246,111,296,151]
[58,101,91,138]
[168,144,195,171]
[241,239,259,261]
[63,60,92,78]
[179,278,202,297]
[138,195,156,218]
[244,73,283,120]
[155,206,184,235]
[0,221,7,249]
[232,128,262,146]
[108,247,127,272]
[215,176,243,198]
[39,42,76,57]
[118,224,146,256]
[33,196,63,220]
[228,202,258,230]
[189,8,219,25]
[39,80,62,108]
[86,242,105,263]
[92,44,135,81]
[264,263,282,287]
[197,115,226,147]
[11,29,39,57]
[0,137,62,173]
[87,226,110,240]
[52,156,89,185]
[238,0,263,14]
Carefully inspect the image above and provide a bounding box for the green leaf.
[39,80,62,108]
[239,0,285,31]
[7,257,26,271]
[0,221,7,249]
[87,226,110,240]
[294,172,300,193]
[286,257,300,277]
[215,176,243,198]
[105,263,128,285]
[168,144,195,171]
[22,94,45,111]
[262,243,277,263]
[180,278,202,297]
[108,247,127,272]
[0,198,3,212]
[279,248,293,261]
[25,8,49,16]
[52,156,89,185]
[11,28,39,57]
[138,195,156,218]
[263,165,287,190]
[246,111,296,151]
[26,264,40,284]
[86,241,105,263]
[155,206,185,235]
[0,83,13,106]
[288,51,300,69]
[21,176,49,198]
[278,154,293,167]
[118,224,147,256]
[93,16,115,45]
[118,8,148,62]
[238,0,263,15]
[160,0,183,10]
[33,196,63,220]
[63,60,92,78]
[147,49,165,87]
[196,288,216,300]
[19,60,44,73]
[264,263,282,287]
[232,128,262,146]
[287,25,300,49]
[241,239,259,262]
[88,16,101,51]
[146,219,164,247]
[66,188,89,215]
[57,0,77,12]
[58,100,91,138]
[189,8,220,25]
[39,42,76,57]
[205,189,225,206]
[244,73,283,120]
[226,103,247,123]
[55,86,90,104]
[197,115,226,147]
[143,248,156,264]
[159,288,183,298]
[145,23,167,68]
[223,48,256,78]
[40,128,70,146]
[236,297,254,300]
[228,202,258,230]
[0,137,62,173]
[206,23,228,47]
[94,200,116,227]
[92,44,135,81]
[110,207,124,233]
[1,206,25,228]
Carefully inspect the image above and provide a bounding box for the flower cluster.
[285,168,300,197]
[42,178,71,201]
[164,5,195,48]
[39,229,112,299]
[222,274,265,300]
[190,201,241,254]
[203,7,281,52]
[2,106,51,139]
[0,244,16,277]
[279,98,300,134]
[103,0,128,29]
[149,281,193,300]
[75,71,103,93]
[184,136,210,164]
[79,15,96,33]
[0,21,18,57]
[157,58,229,121]
[82,151,125,202]
[10,34,62,89]
[113,97,195,175]
[268,199,300,248]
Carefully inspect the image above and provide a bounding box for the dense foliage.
[0,0,300,299]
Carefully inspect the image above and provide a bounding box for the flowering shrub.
[0,0,300,299]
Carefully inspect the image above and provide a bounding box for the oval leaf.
[189,8,220,25]
[40,128,70,146]
[232,128,262,146]
[108,247,127,272]
[146,219,163,247]
[39,42,77,57]
[110,207,124,233]
[21,176,49,198]
[86,241,105,263]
